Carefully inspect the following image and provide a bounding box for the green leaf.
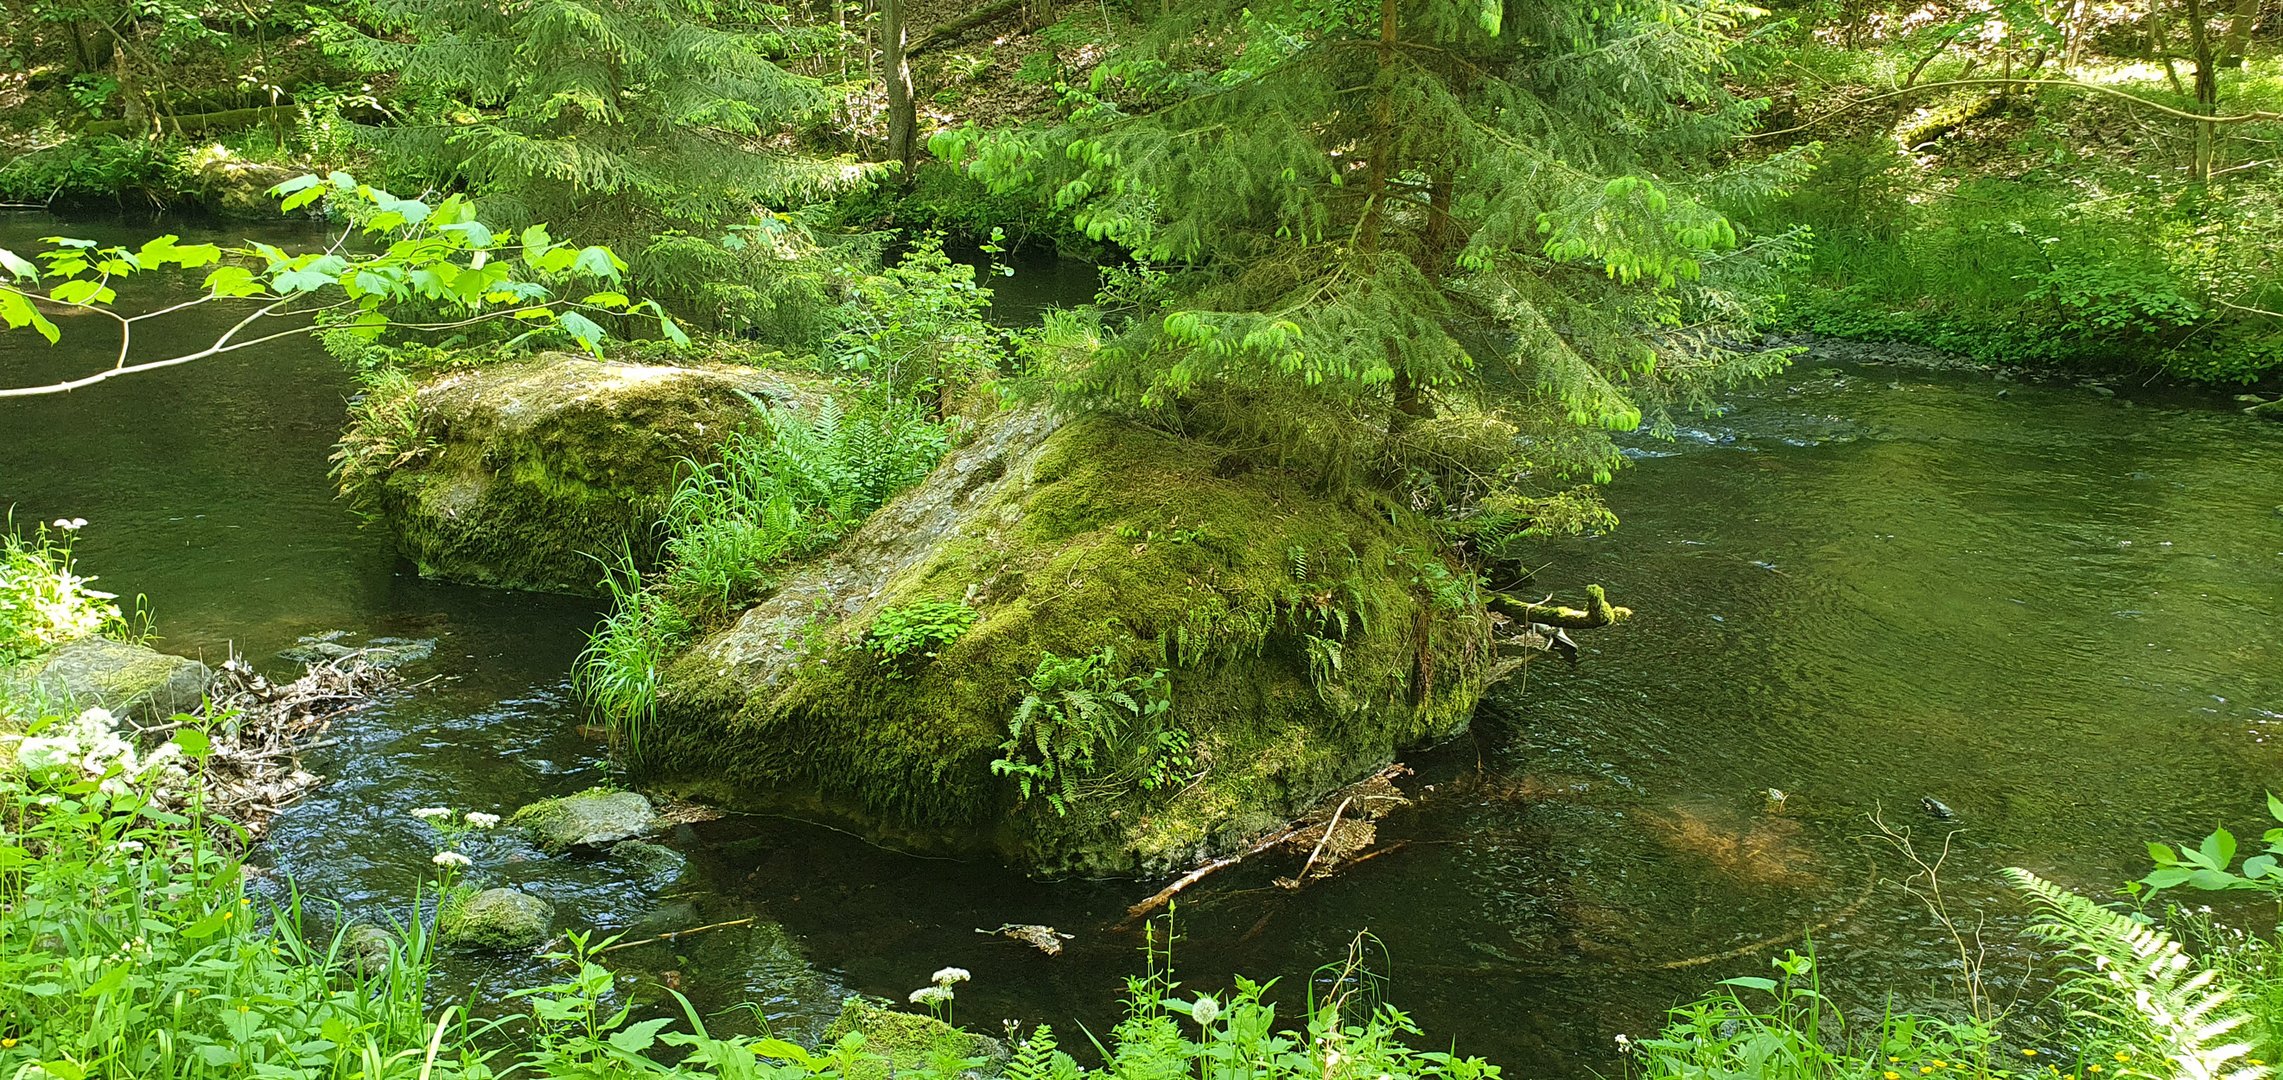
[270,173,322,196]
[608,1017,676,1053]
[440,221,494,247]
[1718,976,1779,992]
[181,906,231,939]
[2142,867,2196,888]
[2201,827,2237,872]
[204,265,263,298]
[571,246,624,279]
[50,278,115,306]
[2242,854,2278,880]
[559,310,606,354]
[1,247,41,281]
[172,728,211,759]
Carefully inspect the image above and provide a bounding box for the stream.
[2,211,2279,1076]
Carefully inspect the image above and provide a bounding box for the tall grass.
[575,394,951,745]
[0,716,498,1079]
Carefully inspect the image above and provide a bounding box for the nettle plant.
[0,172,676,398]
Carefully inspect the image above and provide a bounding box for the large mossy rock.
[645,408,1491,875]
[18,638,213,724]
[377,355,810,594]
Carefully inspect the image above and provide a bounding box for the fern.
[2007,867,2268,1080]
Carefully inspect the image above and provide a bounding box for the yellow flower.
[1,1038,16,1048]
[2024,1051,2040,1058]
[2090,1065,2104,1073]
[2115,1054,2132,1063]
[1922,1068,1936,1074]
[1935,1062,1949,1069]
[1891,1059,1902,1065]
[1887,1072,1901,1078]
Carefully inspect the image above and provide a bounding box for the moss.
[646,412,1489,874]
[821,998,1000,1080]
[373,355,822,594]
[437,887,554,950]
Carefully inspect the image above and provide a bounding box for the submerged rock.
[440,887,554,950]
[645,408,1491,875]
[279,632,435,668]
[609,839,685,881]
[512,789,657,853]
[21,638,213,724]
[371,354,814,594]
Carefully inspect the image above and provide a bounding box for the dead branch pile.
[140,652,399,841]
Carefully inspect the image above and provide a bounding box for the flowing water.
[3,211,2281,1075]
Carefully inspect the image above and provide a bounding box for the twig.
[1285,796,1355,888]
[1117,825,1307,929]
[593,917,758,955]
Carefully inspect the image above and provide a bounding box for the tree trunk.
[2219,0,2260,66]
[2185,0,2219,180]
[1362,0,1428,426]
[881,0,917,187]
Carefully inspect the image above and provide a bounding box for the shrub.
[0,519,136,666]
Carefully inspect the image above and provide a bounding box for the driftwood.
[1119,764,1414,928]
[1484,583,1630,630]
[190,652,398,840]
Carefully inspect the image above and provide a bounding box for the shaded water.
[3,211,2280,1073]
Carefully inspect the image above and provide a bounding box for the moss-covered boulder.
[644,408,1492,875]
[440,887,554,950]
[375,355,812,594]
[19,638,213,724]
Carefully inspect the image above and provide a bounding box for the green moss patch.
[372,354,824,594]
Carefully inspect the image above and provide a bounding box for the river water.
[3,211,2280,1075]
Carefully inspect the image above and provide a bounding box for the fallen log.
[910,0,1026,53]
[1484,583,1630,630]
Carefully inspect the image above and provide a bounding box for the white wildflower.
[117,839,145,853]
[1190,995,1220,1026]
[931,967,971,986]
[910,985,955,1006]
[410,807,452,821]
[465,812,501,828]
[431,851,472,868]
[52,518,86,532]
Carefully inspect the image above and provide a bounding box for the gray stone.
[440,888,554,950]
[343,923,399,978]
[24,638,213,724]
[512,789,656,853]
[608,838,685,880]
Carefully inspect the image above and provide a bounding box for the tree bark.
[881,0,917,187]
[2219,0,2261,66]
[2185,0,2219,180]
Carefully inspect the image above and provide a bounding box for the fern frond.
[2006,868,2268,1080]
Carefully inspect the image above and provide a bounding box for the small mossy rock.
[646,408,1490,875]
[609,839,685,880]
[823,998,1007,1080]
[440,888,553,950]
[512,789,656,853]
[24,638,213,724]
[343,923,399,978]
[377,354,820,594]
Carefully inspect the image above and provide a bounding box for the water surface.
[4,210,2279,1072]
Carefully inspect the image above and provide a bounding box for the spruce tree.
[322,0,852,246]
[940,0,1812,541]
